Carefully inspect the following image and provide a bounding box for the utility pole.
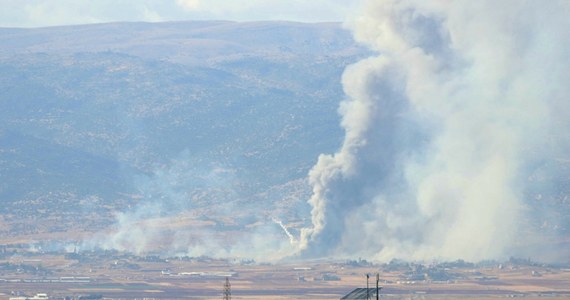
[376,273,380,300]
[366,274,370,300]
[223,277,231,300]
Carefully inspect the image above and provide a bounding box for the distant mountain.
[1,22,567,255]
[0,21,370,240]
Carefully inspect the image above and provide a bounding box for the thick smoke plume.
[299,0,570,261]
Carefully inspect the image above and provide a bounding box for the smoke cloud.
[299,0,570,262]
[80,0,570,263]
[84,152,300,261]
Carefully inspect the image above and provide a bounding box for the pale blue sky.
[0,0,361,28]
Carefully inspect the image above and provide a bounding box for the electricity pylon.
[223,277,231,300]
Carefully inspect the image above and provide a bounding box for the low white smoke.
[84,152,299,261]
[299,0,570,262]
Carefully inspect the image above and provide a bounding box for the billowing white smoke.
[299,0,570,261]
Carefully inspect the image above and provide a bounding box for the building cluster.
[9,293,49,300]
[9,293,103,300]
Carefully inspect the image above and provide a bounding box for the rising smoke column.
[299,0,570,261]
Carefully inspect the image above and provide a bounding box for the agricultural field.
[0,248,568,299]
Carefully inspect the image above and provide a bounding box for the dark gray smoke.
[299,0,570,262]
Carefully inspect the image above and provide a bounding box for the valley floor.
[0,249,569,299]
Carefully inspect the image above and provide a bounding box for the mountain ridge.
[0,21,369,247]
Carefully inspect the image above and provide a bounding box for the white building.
[9,293,49,300]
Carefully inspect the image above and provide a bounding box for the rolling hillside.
[0,21,370,244]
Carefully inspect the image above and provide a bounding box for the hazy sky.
[0,0,360,28]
